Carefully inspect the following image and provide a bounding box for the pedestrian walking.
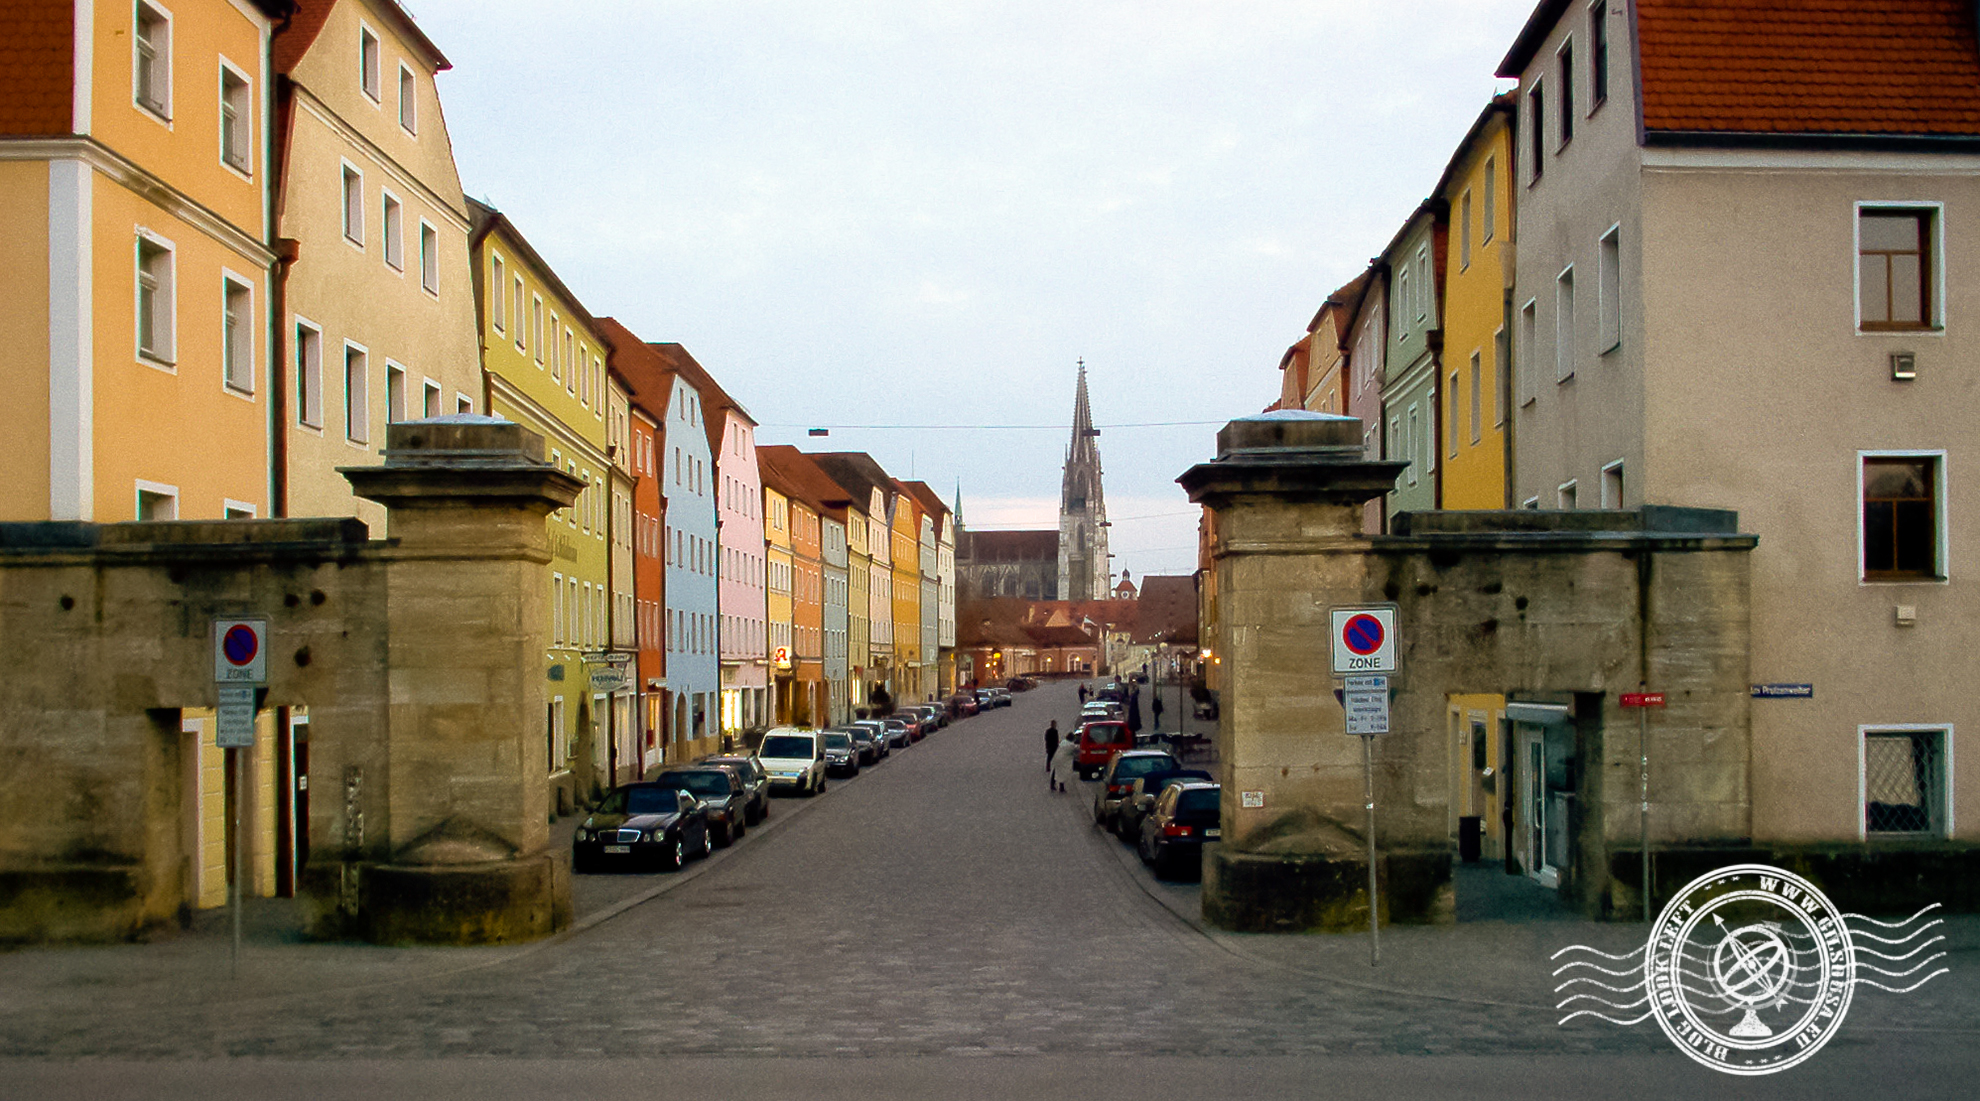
[1049,732,1078,792]
[1077,683,1089,704]
[1044,720,1060,773]
[1151,693,1165,731]
[1125,690,1142,738]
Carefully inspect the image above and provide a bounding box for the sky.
[411,0,1533,581]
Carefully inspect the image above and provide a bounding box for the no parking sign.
[1329,606,1397,675]
[213,618,267,684]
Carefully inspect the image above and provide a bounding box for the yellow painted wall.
[1438,115,1513,510]
[890,505,920,690]
[0,162,51,519]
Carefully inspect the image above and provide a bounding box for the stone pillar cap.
[1217,410,1365,462]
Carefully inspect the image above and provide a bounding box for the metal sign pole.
[1639,692,1651,923]
[232,746,244,980]
[1363,732,1379,966]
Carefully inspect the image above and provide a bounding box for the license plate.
[603,845,630,854]
[1204,829,1221,838]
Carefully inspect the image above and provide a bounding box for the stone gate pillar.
[322,416,583,944]
[1178,410,1444,932]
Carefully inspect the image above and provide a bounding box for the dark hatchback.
[1091,750,1181,833]
[1138,781,1222,880]
[573,783,710,872]
[650,767,749,847]
[700,755,770,825]
[1115,768,1214,842]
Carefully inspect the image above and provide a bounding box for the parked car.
[757,728,827,796]
[649,766,749,846]
[822,730,861,777]
[1007,676,1036,691]
[841,725,882,765]
[572,783,710,872]
[889,715,926,744]
[910,703,949,729]
[850,719,894,757]
[1095,683,1125,703]
[1091,750,1182,833]
[1138,781,1223,879]
[975,688,998,710]
[1073,720,1134,779]
[1080,701,1122,724]
[948,693,980,717]
[875,718,912,749]
[700,754,770,825]
[1115,768,1215,842]
[988,688,1013,707]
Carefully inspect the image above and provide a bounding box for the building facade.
[1381,203,1446,518]
[1433,95,1517,510]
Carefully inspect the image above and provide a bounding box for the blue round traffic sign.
[222,624,260,667]
[1343,613,1385,656]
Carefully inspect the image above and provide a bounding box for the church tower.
[1058,360,1110,601]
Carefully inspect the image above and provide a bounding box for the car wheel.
[733,817,746,840]
[1137,834,1154,865]
[664,839,684,871]
[698,825,713,858]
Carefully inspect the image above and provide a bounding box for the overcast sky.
[412,0,1531,580]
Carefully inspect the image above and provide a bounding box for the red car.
[948,693,980,717]
[1074,721,1134,780]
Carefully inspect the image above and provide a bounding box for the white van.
[756,727,827,796]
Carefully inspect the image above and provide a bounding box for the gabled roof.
[467,198,600,337]
[277,0,448,77]
[756,446,850,523]
[648,344,738,456]
[1431,93,1518,200]
[597,318,675,424]
[900,481,951,530]
[808,453,897,519]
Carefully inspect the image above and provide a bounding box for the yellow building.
[468,200,614,804]
[1434,94,1517,510]
[890,488,923,703]
[764,484,797,722]
[275,0,482,529]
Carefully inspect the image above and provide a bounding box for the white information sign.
[1330,606,1398,675]
[1343,675,1391,735]
[216,686,257,748]
[213,619,268,684]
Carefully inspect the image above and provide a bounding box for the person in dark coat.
[1151,692,1165,731]
[1125,690,1142,737]
[1077,683,1089,704]
[1044,720,1060,773]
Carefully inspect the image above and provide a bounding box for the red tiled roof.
[597,317,676,422]
[756,445,851,521]
[1637,0,1980,136]
[0,0,75,135]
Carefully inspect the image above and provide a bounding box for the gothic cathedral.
[1057,361,1110,601]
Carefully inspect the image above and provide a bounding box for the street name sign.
[1620,692,1666,708]
[216,686,256,748]
[1343,674,1390,735]
[213,619,267,684]
[1329,606,1398,675]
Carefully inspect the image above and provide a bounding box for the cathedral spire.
[1058,360,1109,601]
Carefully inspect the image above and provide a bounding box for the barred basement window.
[1863,729,1947,836]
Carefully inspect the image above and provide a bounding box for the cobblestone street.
[2,681,1974,1098]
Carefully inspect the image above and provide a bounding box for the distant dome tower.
[1058,360,1110,601]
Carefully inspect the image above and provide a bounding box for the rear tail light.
[1161,824,1195,838]
[1107,784,1129,795]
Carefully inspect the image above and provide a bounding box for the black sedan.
[650,767,749,847]
[700,754,770,825]
[1138,781,1222,880]
[840,725,882,765]
[822,730,861,777]
[573,783,711,872]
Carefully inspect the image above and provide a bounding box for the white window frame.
[133,1,173,122]
[135,227,177,368]
[1557,480,1577,509]
[1854,201,1947,336]
[1494,326,1510,426]
[1858,449,1949,584]
[532,295,545,364]
[1447,368,1461,459]
[380,189,404,271]
[397,63,417,134]
[385,360,408,424]
[1469,350,1483,444]
[1459,189,1473,271]
[358,22,382,104]
[218,59,252,175]
[1415,245,1432,323]
[223,499,257,519]
[1522,495,1541,510]
[421,377,442,419]
[455,392,474,415]
[1405,405,1420,486]
[135,479,179,521]
[294,316,324,429]
[1858,724,1955,840]
[419,219,439,296]
[343,341,370,445]
[341,161,365,249]
[1600,460,1624,509]
[1517,299,1537,406]
[1597,224,1622,354]
[220,269,254,396]
[1557,36,1576,148]
[1482,156,1497,243]
[1555,265,1576,383]
[490,254,507,333]
[513,276,527,352]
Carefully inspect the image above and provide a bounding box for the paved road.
[2,680,1975,1098]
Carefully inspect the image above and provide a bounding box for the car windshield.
[602,786,677,815]
[825,733,851,749]
[1083,725,1127,745]
[1177,789,1221,814]
[760,735,814,759]
[656,771,730,796]
[1115,756,1179,778]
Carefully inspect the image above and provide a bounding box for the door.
[1517,728,1560,886]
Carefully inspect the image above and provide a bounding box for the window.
[1862,728,1949,837]
[134,3,171,118]
[1522,496,1541,510]
[1601,460,1624,508]
[386,362,407,423]
[1405,406,1420,486]
[1557,480,1577,510]
[1555,266,1576,382]
[1395,268,1410,335]
[1448,370,1461,458]
[344,343,369,443]
[532,296,544,363]
[1598,226,1622,353]
[552,573,565,646]
[1528,80,1545,181]
[513,277,526,350]
[1590,1,1610,108]
[359,25,381,102]
[1415,246,1431,322]
[1469,351,1483,443]
[490,255,506,332]
[342,165,363,246]
[397,64,416,133]
[458,394,473,415]
[136,481,178,521]
[136,233,175,364]
[1858,207,1938,331]
[222,276,252,392]
[1460,190,1472,270]
[423,380,442,418]
[1482,157,1497,242]
[219,65,250,172]
[419,221,439,294]
[381,192,403,270]
[1861,454,1943,580]
[295,320,323,427]
[224,501,255,519]
[1558,40,1575,145]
